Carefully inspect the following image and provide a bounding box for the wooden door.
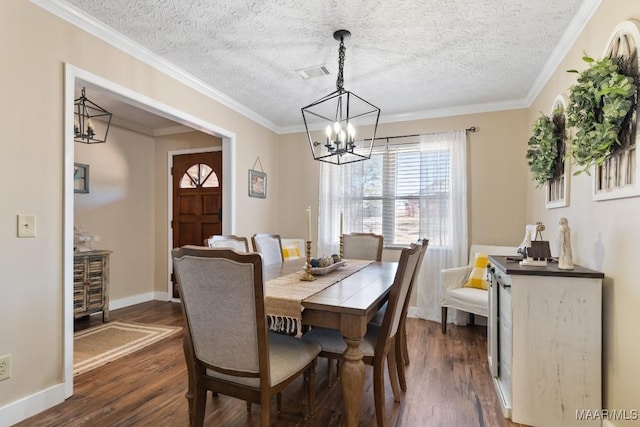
[172,151,222,297]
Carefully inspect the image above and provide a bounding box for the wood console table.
[73,250,111,322]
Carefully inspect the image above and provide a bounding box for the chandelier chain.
[336,39,346,92]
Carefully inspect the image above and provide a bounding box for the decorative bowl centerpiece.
[309,254,345,275]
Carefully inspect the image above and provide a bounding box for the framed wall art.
[74,163,90,193]
[248,157,266,198]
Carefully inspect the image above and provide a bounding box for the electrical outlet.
[0,354,11,381]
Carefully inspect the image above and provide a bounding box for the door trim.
[64,63,236,399]
[167,147,232,302]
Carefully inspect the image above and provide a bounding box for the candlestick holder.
[301,240,316,281]
[339,234,344,259]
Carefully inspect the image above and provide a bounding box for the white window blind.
[355,143,451,245]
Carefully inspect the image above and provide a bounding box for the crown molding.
[30,0,281,134]
[31,0,602,136]
[280,98,529,134]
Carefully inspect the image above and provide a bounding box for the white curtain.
[318,129,468,323]
[318,161,363,256]
[415,130,468,322]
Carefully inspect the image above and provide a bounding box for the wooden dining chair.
[172,246,321,427]
[302,243,422,427]
[374,238,429,391]
[205,234,250,252]
[251,233,284,265]
[342,232,384,261]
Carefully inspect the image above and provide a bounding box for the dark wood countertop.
[488,255,604,279]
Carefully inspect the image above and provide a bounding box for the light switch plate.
[17,214,36,238]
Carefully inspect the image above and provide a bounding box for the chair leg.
[306,359,317,418]
[260,394,270,427]
[396,333,408,392]
[327,359,333,388]
[373,356,387,427]
[469,313,475,326]
[387,347,401,402]
[246,401,252,413]
[276,392,282,413]
[401,321,409,366]
[441,307,448,334]
[193,382,207,427]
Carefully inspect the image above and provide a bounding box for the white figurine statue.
[558,217,574,270]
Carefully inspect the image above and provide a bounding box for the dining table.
[263,257,399,427]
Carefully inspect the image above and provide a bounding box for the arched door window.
[180,163,219,188]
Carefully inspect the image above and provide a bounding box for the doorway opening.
[64,63,236,398]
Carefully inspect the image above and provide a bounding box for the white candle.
[306,207,312,242]
[339,210,343,236]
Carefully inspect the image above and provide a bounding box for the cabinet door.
[86,255,106,310]
[73,258,87,313]
[498,282,513,409]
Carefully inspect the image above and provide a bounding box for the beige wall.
[527,0,640,416]
[278,109,529,250]
[277,110,529,310]
[0,0,278,411]
[75,123,156,302]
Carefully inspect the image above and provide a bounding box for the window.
[319,130,467,254]
[358,144,451,245]
[180,163,219,188]
[318,130,467,322]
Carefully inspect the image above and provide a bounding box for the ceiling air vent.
[296,65,330,80]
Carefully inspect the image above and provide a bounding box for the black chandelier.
[74,87,112,144]
[301,30,380,165]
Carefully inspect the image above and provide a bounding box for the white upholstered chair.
[172,246,321,426]
[205,234,250,252]
[342,232,384,261]
[251,233,284,265]
[440,244,518,333]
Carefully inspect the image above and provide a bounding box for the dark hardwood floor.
[16,301,523,427]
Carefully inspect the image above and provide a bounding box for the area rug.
[74,320,182,376]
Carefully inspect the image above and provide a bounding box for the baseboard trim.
[109,292,169,311]
[0,293,173,426]
[0,383,66,427]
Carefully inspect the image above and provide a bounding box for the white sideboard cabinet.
[487,256,604,427]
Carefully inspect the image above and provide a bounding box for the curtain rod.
[372,126,477,141]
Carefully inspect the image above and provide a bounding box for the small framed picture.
[248,169,267,198]
[74,163,90,193]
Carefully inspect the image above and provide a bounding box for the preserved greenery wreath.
[526,110,566,187]
[566,54,637,175]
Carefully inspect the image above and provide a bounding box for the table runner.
[265,259,373,335]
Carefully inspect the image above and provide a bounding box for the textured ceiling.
[59,0,592,132]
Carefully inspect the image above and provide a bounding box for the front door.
[172,151,222,297]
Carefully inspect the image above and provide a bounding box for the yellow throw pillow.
[282,241,301,260]
[463,253,489,290]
